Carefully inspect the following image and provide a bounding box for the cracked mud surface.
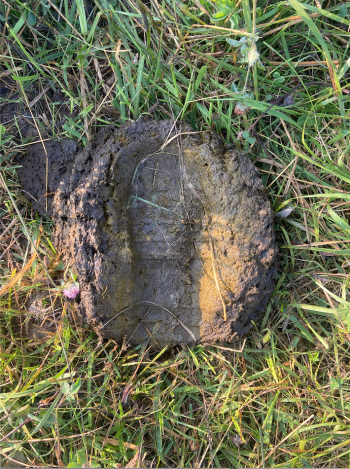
[17,120,278,346]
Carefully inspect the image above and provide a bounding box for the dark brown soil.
[17,120,278,346]
[19,139,78,214]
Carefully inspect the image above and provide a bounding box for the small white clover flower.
[235,102,249,116]
[247,44,260,68]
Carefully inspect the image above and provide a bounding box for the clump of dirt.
[17,120,278,346]
[18,138,79,214]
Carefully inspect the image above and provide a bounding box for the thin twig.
[103,300,196,341]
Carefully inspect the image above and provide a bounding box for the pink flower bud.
[63,282,80,299]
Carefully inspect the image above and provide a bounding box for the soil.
[18,139,78,214]
[0,91,38,139]
[17,120,278,346]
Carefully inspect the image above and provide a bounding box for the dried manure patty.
[18,120,277,346]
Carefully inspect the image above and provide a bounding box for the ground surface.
[18,120,277,346]
[1,0,350,467]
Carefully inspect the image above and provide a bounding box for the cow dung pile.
[18,120,277,346]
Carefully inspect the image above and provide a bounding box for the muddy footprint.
[17,120,278,346]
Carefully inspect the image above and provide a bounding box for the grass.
[1,0,350,466]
